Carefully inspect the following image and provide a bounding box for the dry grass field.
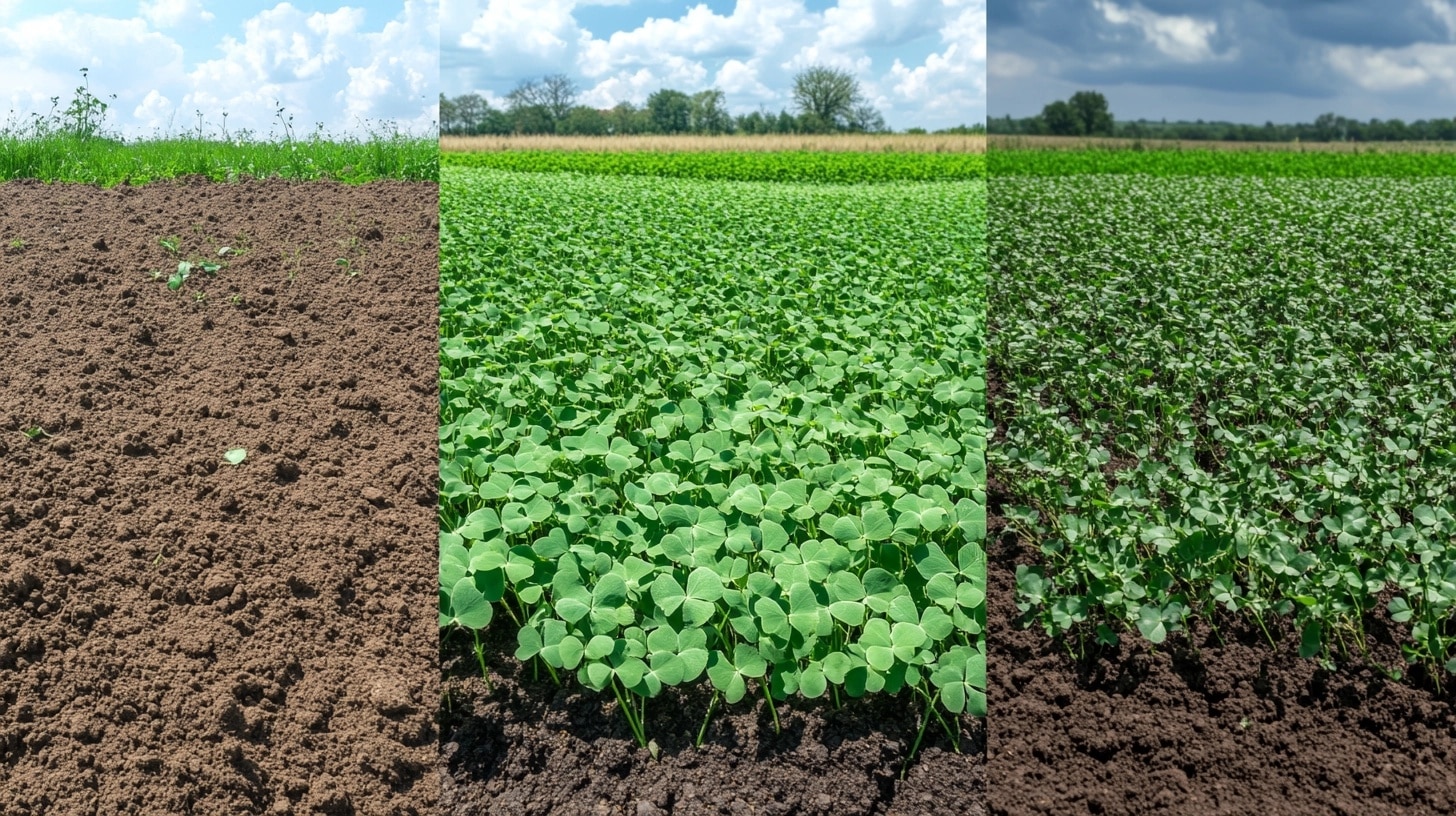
[991,134,1456,152]
[441,133,986,153]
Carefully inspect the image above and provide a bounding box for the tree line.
[440,66,982,136]
[990,91,1456,142]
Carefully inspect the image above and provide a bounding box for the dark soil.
[439,625,986,816]
[985,372,1456,816]
[0,178,439,815]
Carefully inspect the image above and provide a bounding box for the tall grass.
[1,70,437,185]
[442,133,985,154]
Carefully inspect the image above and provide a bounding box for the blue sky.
[440,0,985,131]
[990,0,1456,123]
[0,1,437,139]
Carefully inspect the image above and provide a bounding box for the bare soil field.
[0,177,438,815]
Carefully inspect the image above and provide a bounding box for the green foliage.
[439,166,988,740]
[442,151,984,183]
[991,171,1456,679]
[0,71,435,185]
[990,149,1456,178]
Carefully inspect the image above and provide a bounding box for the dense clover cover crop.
[443,150,984,183]
[440,166,988,743]
[990,173,1456,679]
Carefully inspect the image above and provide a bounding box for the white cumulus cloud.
[139,0,215,29]
[1092,0,1220,62]
[1,1,437,138]
[445,0,985,130]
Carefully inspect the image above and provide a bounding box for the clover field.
[439,158,987,814]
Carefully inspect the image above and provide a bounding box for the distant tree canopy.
[438,72,980,136]
[1034,91,1114,137]
[989,92,1456,142]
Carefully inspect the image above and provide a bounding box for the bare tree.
[506,74,579,131]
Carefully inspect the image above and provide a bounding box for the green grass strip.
[0,134,438,185]
[990,149,1456,178]
[443,150,985,183]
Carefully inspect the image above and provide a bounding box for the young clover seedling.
[223,448,247,465]
[167,260,193,290]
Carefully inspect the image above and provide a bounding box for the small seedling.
[22,426,48,441]
[335,257,358,276]
[159,236,180,255]
[7,238,25,250]
[218,247,232,257]
[223,448,247,465]
[166,260,192,290]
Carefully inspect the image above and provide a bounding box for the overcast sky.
[0,1,437,139]
[990,0,1456,123]
[441,0,985,131]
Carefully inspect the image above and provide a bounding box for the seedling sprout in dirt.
[439,162,987,759]
[223,448,246,465]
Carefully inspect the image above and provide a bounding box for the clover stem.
[696,689,719,748]
[1252,608,1276,650]
[472,630,494,693]
[762,680,781,735]
[901,687,938,780]
[610,677,648,748]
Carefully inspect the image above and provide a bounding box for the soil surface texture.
[0,178,439,815]
[985,371,1456,816]
[439,625,986,816]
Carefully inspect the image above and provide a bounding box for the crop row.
[442,150,985,183]
[440,167,988,740]
[990,149,1456,178]
[990,173,1456,678]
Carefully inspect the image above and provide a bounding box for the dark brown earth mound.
[440,626,985,816]
[986,373,1456,816]
[0,177,439,815]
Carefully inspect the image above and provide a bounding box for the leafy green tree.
[1067,91,1113,136]
[559,105,608,135]
[791,65,880,131]
[439,93,458,134]
[607,101,648,135]
[647,89,692,134]
[690,89,733,134]
[1041,100,1082,136]
[451,93,492,134]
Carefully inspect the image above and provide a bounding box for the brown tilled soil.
[986,375,1456,815]
[440,626,986,816]
[0,178,438,815]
